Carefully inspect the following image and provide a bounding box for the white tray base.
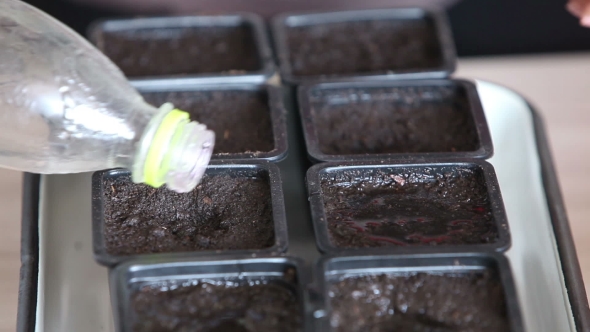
[34,80,575,332]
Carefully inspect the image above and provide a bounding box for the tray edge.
[15,94,590,332]
[530,103,590,331]
[17,173,40,332]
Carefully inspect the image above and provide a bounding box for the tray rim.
[15,85,590,332]
[131,80,289,163]
[305,159,511,254]
[296,78,494,162]
[270,7,457,85]
[312,252,525,332]
[109,254,311,332]
[86,13,276,83]
[527,101,590,331]
[16,173,40,332]
[91,161,289,267]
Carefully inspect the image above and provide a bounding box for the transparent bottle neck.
[109,101,155,169]
[128,103,215,193]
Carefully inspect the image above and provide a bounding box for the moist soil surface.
[285,19,442,77]
[308,85,479,156]
[96,25,260,77]
[131,278,302,332]
[320,166,498,248]
[329,271,509,332]
[102,172,274,255]
[141,89,274,155]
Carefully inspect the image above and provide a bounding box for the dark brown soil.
[285,19,442,77]
[328,271,509,332]
[96,24,261,77]
[102,171,275,255]
[320,166,497,248]
[141,89,274,155]
[308,85,479,156]
[131,278,302,332]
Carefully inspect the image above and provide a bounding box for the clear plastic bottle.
[0,0,215,193]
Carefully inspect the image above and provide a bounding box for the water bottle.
[0,0,215,193]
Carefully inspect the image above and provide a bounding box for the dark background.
[21,0,590,57]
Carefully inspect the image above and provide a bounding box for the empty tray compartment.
[92,162,288,266]
[89,14,274,80]
[110,256,306,332]
[298,79,492,162]
[272,8,456,84]
[313,253,524,332]
[136,81,288,161]
[306,161,510,254]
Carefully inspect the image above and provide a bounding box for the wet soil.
[328,271,509,332]
[102,172,274,255]
[320,166,498,248]
[141,89,274,155]
[307,85,479,156]
[285,19,443,77]
[131,277,302,332]
[96,24,260,77]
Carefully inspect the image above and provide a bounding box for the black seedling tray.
[17,86,590,332]
[306,160,510,254]
[298,79,492,162]
[88,14,275,83]
[312,252,525,332]
[271,8,456,84]
[92,162,288,267]
[109,255,310,332]
[134,79,288,162]
[14,7,590,332]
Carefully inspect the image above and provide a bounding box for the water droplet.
[314,310,326,319]
[351,290,363,299]
[57,131,70,140]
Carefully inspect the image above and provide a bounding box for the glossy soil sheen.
[329,271,509,332]
[320,166,497,248]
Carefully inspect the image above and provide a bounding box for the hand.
[567,0,590,27]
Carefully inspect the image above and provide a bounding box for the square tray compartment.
[109,256,308,332]
[92,162,288,267]
[298,79,492,162]
[306,160,510,254]
[135,80,288,162]
[271,8,456,84]
[88,14,274,82]
[313,253,524,332]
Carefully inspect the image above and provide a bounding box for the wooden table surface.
[1,52,589,331]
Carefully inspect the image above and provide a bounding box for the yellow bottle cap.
[143,109,189,188]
